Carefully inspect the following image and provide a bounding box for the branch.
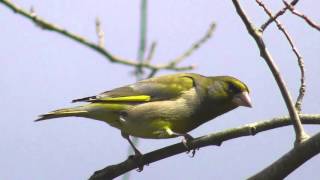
[255,0,306,112]
[142,21,215,78]
[167,22,216,67]
[95,18,105,48]
[143,42,157,79]
[283,0,320,31]
[88,114,320,180]
[144,41,157,65]
[134,0,148,79]
[0,0,194,71]
[231,0,309,143]
[260,0,299,31]
[249,131,320,180]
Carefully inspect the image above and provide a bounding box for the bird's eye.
[228,83,241,94]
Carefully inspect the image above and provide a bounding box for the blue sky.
[1,0,320,179]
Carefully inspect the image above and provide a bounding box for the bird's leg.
[121,131,142,156]
[165,128,199,157]
[121,131,144,171]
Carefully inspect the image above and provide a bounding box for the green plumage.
[37,73,251,139]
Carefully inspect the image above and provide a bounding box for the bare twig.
[137,0,148,63]
[134,0,148,79]
[261,0,299,31]
[231,0,309,144]
[0,0,193,71]
[144,41,157,64]
[95,17,105,48]
[145,42,159,78]
[147,69,158,79]
[283,0,320,31]
[88,114,320,180]
[255,0,306,112]
[168,22,216,67]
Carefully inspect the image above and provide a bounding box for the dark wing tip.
[72,96,96,103]
[34,115,46,122]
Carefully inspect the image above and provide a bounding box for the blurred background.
[1,0,319,179]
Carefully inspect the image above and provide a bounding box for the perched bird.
[36,73,251,157]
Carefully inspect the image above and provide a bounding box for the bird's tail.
[35,106,87,122]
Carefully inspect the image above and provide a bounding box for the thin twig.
[255,0,306,112]
[0,0,193,71]
[144,41,157,64]
[134,0,148,79]
[144,42,158,79]
[261,0,299,31]
[95,17,105,48]
[231,0,309,144]
[147,69,158,79]
[88,114,320,180]
[137,0,148,63]
[283,0,320,31]
[168,22,216,67]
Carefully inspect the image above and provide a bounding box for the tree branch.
[283,0,320,31]
[167,22,216,67]
[88,114,320,180]
[231,0,309,144]
[260,0,299,31]
[0,0,195,71]
[95,17,105,48]
[134,0,148,79]
[144,41,157,65]
[248,131,320,180]
[255,0,306,112]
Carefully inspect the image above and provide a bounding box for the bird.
[36,73,251,159]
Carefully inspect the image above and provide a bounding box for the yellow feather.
[100,95,151,102]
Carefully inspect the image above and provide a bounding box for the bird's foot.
[128,150,148,172]
[182,134,199,157]
[121,131,147,171]
[164,128,200,157]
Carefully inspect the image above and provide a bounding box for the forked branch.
[283,0,320,31]
[260,0,299,31]
[0,0,217,72]
[231,0,309,144]
[255,0,306,112]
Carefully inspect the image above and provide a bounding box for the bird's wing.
[72,74,195,103]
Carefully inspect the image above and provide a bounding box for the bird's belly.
[121,99,195,139]
[121,118,174,139]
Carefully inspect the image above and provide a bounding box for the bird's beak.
[232,91,252,108]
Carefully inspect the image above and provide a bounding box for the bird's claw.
[186,147,199,157]
[182,134,199,157]
[128,153,145,172]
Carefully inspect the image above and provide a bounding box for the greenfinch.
[36,73,251,156]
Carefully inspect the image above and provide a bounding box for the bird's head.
[207,76,252,108]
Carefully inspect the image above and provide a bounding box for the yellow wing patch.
[99,95,151,102]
